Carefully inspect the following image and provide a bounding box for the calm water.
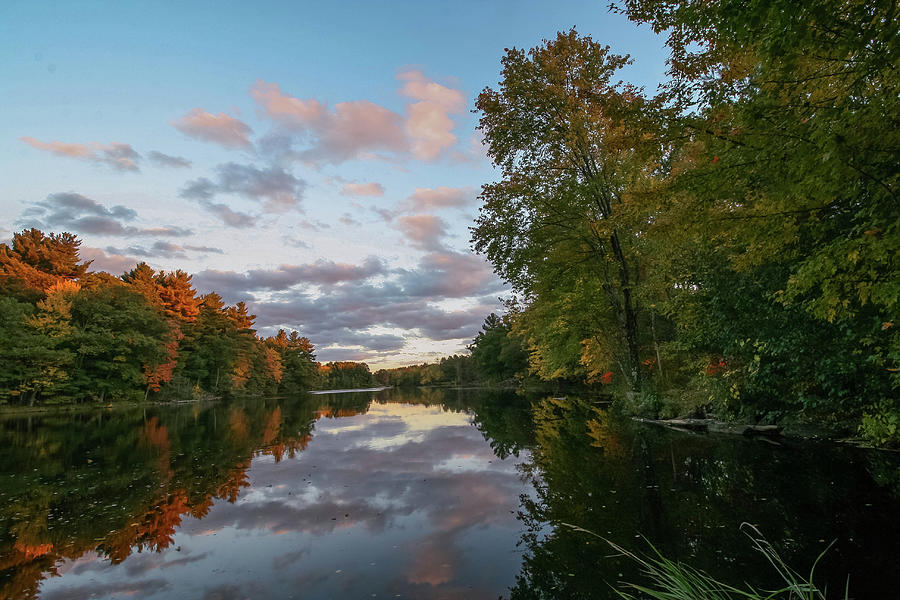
[1,389,899,599]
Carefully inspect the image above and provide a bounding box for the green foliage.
[0,229,322,405]
[318,361,375,390]
[471,5,899,442]
[472,30,669,391]
[469,313,529,383]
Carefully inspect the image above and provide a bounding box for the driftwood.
[636,418,783,438]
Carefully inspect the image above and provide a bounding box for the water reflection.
[1,390,532,599]
[508,396,900,599]
[1,391,898,599]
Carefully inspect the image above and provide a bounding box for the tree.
[0,229,90,297]
[617,0,899,437]
[67,285,170,402]
[469,313,527,383]
[472,30,666,391]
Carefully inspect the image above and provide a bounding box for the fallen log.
[635,418,783,438]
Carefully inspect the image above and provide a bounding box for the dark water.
[1,389,898,599]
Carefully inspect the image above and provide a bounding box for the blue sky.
[1,1,668,367]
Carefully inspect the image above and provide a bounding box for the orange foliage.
[140,417,172,477]
[12,542,53,560]
[229,407,249,441]
[262,406,283,446]
[264,346,283,383]
[143,331,181,392]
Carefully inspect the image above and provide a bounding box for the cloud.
[396,251,499,298]
[80,246,140,275]
[395,214,448,251]
[192,256,386,299]
[248,283,497,342]
[147,151,192,168]
[196,199,257,228]
[397,70,466,161]
[186,250,503,351]
[401,186,473,211]
[20,192,193,237]
[250,72,466,165]
[21,137,141,172]
[181,162,305,213]
[340,182,384,197]
[250,81,326,127]
[105,241,223,260]
[318,329,407,354]
[172,108,253,149]
[41,578,170,600]
[184,244,224,254]
[251,80,407,165]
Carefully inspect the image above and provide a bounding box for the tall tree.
[472,30,665,390]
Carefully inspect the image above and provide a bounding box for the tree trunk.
[610,231,641,392]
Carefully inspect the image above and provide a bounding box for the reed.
[561,523,849,600]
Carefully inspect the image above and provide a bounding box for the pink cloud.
[250,80,326,128]
[20,137,141,171]
[402,186,473,211]
[80,246,140,275]
[172,108,253,149]
[396,214,448,251]
[340,182,385,197]
[397,70,465,112]
[250,80,406,164]
[319,100,407,161]
[250,71,465,164]
[398,70,466,160]
[20,137,94,159]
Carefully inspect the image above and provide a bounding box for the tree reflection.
[0,396,354,598]
[485,395,900,600]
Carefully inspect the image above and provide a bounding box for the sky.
[0,0,668,368]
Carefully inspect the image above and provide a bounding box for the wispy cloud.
[20,192,192,237]
[172,108,253,149]
[401,186,473,211]
[21,137,141,172]
[105,241,223,260]
[340,182,385,197]
[193,256,386,298]
[146,150,192,169]
[181,162,305,213]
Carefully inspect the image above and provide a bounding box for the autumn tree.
[268,329,319,393]
[0,229,90,298]
[472,30,666,391]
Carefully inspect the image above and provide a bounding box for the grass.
[561,522,849,600]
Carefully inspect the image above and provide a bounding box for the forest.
[0,228,378,403]
[461,1,898,447]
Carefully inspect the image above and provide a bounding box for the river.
[1,388,898,599]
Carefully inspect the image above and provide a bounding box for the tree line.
[0,228,369,404]
[464,1,898,445]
